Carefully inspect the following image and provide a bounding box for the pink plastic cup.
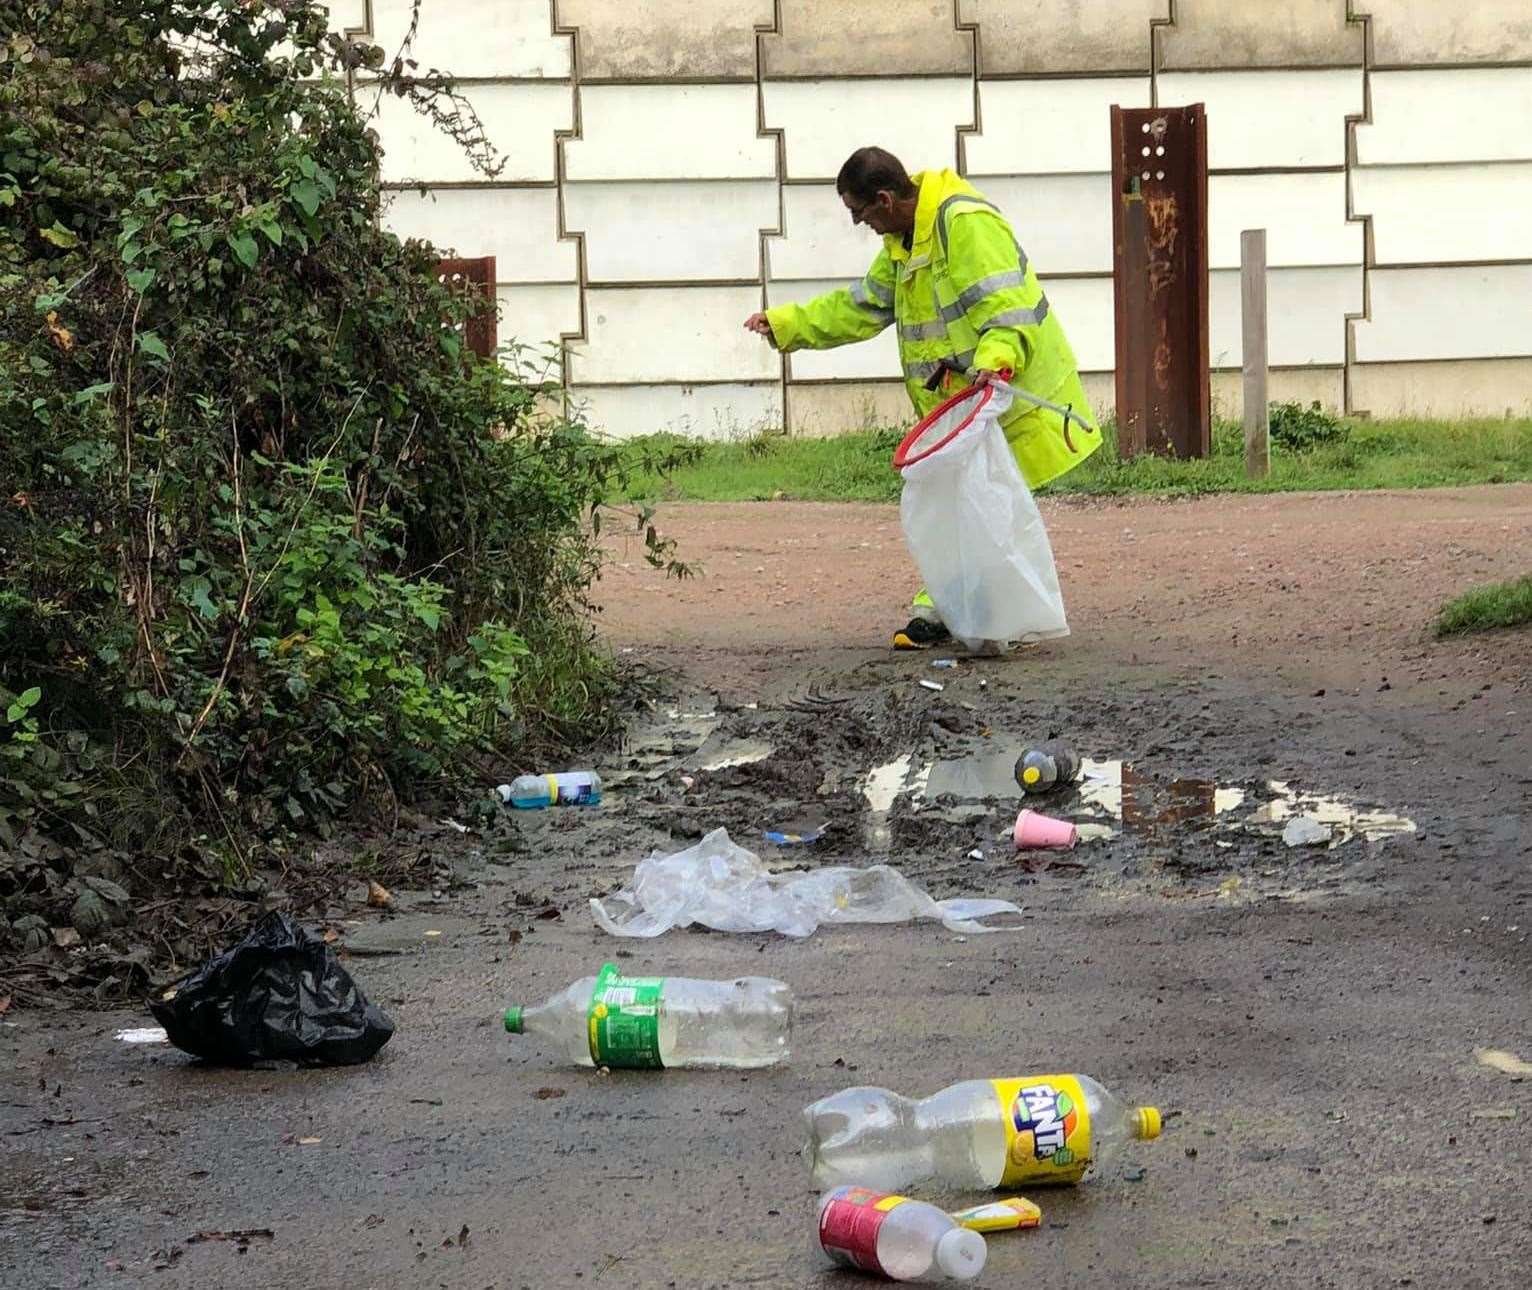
[1014,808,1078,850]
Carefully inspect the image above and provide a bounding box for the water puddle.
[690,735,774,773]
[862,754,914,851]
[857,751,1414,852]
[1072,761,1414,847]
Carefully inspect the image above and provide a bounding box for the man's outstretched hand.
[743,312,777,347]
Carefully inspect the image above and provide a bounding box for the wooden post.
[1240,228,1269,479]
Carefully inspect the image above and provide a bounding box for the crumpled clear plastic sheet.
[591,829,1024,938]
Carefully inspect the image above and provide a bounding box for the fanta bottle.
[817,1186,986,1282]
[804,1074,1160,1191]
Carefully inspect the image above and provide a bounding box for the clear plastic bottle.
[1014,742,1081,794]
[804,1074,1160,1191]
[503,965,792,1069]
[817,1186,986,1283]
[496,771,602,809]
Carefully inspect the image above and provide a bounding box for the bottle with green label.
[503,965,792,1069]
[804,1073,1160,1191]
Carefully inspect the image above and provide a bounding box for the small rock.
[1123,1166,1147,1183]
[52,926,82,949]
[1283,816,1332,848]
[367,880,395,909]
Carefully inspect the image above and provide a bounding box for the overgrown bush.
[0,2,681,866]
[1269,400,1348,451]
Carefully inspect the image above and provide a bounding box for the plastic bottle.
[496,770,602,809]
[804,1073,1160,1191]
[1013,742,1081,794]
[503,963,792,1069]
[817,1186,986,1283]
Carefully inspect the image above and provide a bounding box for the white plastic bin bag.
[893,383,1069,650]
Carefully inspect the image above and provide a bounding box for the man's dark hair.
[836,147,917,204]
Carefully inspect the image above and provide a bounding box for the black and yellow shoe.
[892,617,951,650]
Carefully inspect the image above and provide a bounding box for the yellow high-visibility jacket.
[765,169,1101,488]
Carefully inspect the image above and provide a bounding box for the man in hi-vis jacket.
[746,146,1101,650]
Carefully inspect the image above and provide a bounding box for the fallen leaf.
[535,906,562,921]
[52,927,82,949]
[45,310,75,352]
[423,929,442,938]
[532,1087,566,1101]
[296,1136,322,1145]
[457,1224,470,1249]
[1475,1048,1532,1078]
[1470,1107,1518,1121]
[0,994,11,1014]
[366,880,394,909]
[363,1214,384,1229]
[506,929,522,946]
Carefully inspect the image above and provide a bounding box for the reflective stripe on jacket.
[765,168,1102,489]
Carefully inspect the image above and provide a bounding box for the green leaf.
[290,179,321,216]
[256,218,283,246]
[40,222,79,248]
[190,584,218,620]
[121,240,144,264]
[17,686,40,710]
[137,331,169,361]
[227,231,258,268]
[125,268,155,292]
[297,155,317,179]
[72,382,115,404]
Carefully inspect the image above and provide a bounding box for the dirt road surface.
[4,486,1530,1288]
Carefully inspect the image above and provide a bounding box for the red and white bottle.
[817,1186,986,1282]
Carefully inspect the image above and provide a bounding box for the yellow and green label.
[587,963,663,1069]
[991,1075,1093,1185]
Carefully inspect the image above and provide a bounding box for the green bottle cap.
[503,1006,524,1033]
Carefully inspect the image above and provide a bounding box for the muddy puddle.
[562,675,1424,910]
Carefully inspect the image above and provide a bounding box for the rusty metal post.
[1111,104,1210,459]
[435,255,498,359]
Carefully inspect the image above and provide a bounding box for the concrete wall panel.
[1207,172,1360,269]
[372,82,570,183]
[966,79,1151,175]
[766,280,903,379]
[557,0,772,80]
[368,0,570,78]
[1354,164,1532,264]
[1357,70,1532,166]
[566,86,776,181]
[1353,266,1532,363]
[1040,276,1117,371]
[497,283,581,353]
[1157,70,1360,169]
[1209,367,1346,419]
[1366,1,1532,67]
[1158,1,1362,71]
[1350,358,1532,418]
[382,188,574,282]
[765,79,973,181]
[959,0,1163,76]
[574,286,780,383]
[787,381,913,436]
[1208,265,1360,367]
[572,383,783,441]
[769,185,888,281]
[977,174,1116,274]
[566,180,778,282]
[763,0,971,78]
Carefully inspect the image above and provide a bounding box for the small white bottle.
[496,770,601,809]
[503,965,792,1069]
[817,1186,986,1283]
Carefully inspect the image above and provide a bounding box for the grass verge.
[619,414,1532,504]
[1436,575,1532,637]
